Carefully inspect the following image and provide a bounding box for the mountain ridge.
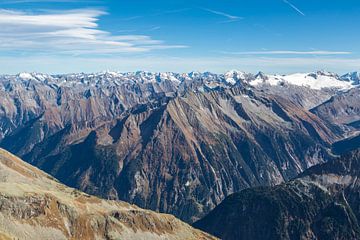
[0,148,216,240]
[5,70,360,90]
[194,149,360,240]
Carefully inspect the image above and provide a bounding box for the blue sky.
[0,0,360,74]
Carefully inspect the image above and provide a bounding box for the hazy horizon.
[1,68,360,76]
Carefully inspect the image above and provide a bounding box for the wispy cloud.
[282,0,305,16]
[148,26,161,31]
[0,8,186,55]
[219,50,351,55]
[121,16,143,21]
[123,8,191,22]
[202,8,243,23]
[1,0,98,3]
[151,8,191,17]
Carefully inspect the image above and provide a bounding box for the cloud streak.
[202,8,243,22]
[1,0,98,4]
[219,50,351,55]
[0,8,186,55]
[283,0,305,16]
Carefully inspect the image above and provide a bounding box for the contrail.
[283,0,305,16]
[202,8,242,21]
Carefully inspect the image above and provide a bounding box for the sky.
[0,0,360,74]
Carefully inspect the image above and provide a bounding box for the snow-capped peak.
[248,71,355,90]
[17,72,50,81]
[18,72,35,80]
[224,70,246,85]
[158,72,181,83]
[102,71,123,78]
[254,71,268,80]
[341,72,360,85]
[4,70,360,92]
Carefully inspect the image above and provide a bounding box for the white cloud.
[0,8,186,55]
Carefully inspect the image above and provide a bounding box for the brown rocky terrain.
[194,150,360,240]
[0,72,353,223]
[0,148,215,240]
[309,87,360,155]
[310,87,360,133]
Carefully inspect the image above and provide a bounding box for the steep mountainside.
[310,87,360,154]
[2,86,340,223]
[311,87,360,133]
[0,148,215,240]
[194,150,360,240]
[254,83,337,110]
[0,71,354,223]
[332,134,360,155]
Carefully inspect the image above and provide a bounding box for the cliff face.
[310,87,360,155]
[0,148,215,240]
[194,150,360,240]
[311,88,360,128]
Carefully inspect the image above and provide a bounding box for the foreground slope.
[0,148,215,240]
[194,150,360,240]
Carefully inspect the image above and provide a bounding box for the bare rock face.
[0,148,215,240]
[254,84,337,110]
[0,72,347,223]
[310,87,360,155]
[310,88,360,132]
[194,150,360,240]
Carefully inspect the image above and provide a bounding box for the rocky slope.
[0,71,354,223]
[332,134,360,155]
[0,148,215,240]
[309,87,360,155]
[310,87,360,133]
[250,71,360,110]
[194,150,360,240]
[5,86,341,222]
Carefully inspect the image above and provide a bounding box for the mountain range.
[0,70,359,225]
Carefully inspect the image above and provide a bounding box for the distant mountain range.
[5,70,360,91]
[0,70,359,224]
